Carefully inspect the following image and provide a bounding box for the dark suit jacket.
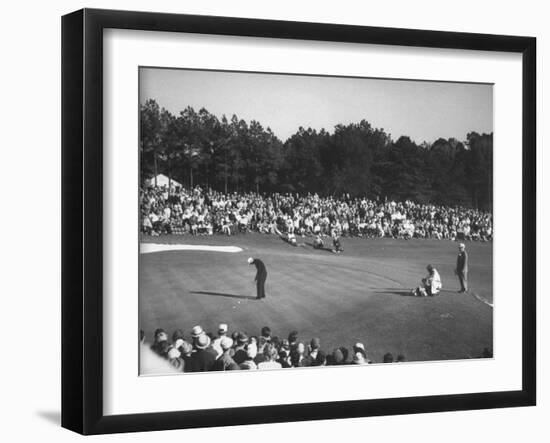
[187,349,216,372]
[457,251,468,272]
[252,258,267,281]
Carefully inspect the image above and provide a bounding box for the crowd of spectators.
[140,185,493,241]
[140,323,406,373]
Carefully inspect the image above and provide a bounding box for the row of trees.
[140,99,493,210]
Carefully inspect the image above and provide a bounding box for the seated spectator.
[140,185,493,244]
[142,214,153,235]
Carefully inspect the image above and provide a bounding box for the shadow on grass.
[376,289,415,297]
[304,242,334,253]
[376,288,459,297]
[189,291,257,300]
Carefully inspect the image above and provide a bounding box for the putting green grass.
[139,233,493,363]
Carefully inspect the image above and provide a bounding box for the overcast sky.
[140,67,493,144]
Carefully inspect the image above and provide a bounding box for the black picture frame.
[61,8,536,435]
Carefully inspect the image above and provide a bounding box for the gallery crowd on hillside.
[140,185,493,241]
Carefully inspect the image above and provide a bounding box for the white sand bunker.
[140,243,243,254]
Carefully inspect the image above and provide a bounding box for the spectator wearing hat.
[257,343,282,370]
[188,334,216,372]
[190,325,205,346]
[353,342,369,360]
[189,324,217,359]
[212,337,240,371]
[455,243,469,293]
[352,342,372,364]
[233,333,249,365]
[171,329,190,355]
[248,257,268,299]
[352,351,367,365]
[212,323,229,357]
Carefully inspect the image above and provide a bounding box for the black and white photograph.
[138,68,494,375]
[0,0,545,440]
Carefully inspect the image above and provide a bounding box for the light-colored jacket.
[429,269,442,295]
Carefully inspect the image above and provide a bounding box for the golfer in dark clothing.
[455,243,468,293]
[248,257,267,299]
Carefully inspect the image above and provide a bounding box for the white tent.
[147,174,182,189]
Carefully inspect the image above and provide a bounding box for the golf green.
[140,233,493,363]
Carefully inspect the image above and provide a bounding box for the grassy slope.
[139,234,493,363]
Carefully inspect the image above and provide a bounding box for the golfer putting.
[248,257,267,299]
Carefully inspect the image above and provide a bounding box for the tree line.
[140,99,493,210]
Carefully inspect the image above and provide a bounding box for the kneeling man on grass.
[412,264,442,297]
[313,234,324,249]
